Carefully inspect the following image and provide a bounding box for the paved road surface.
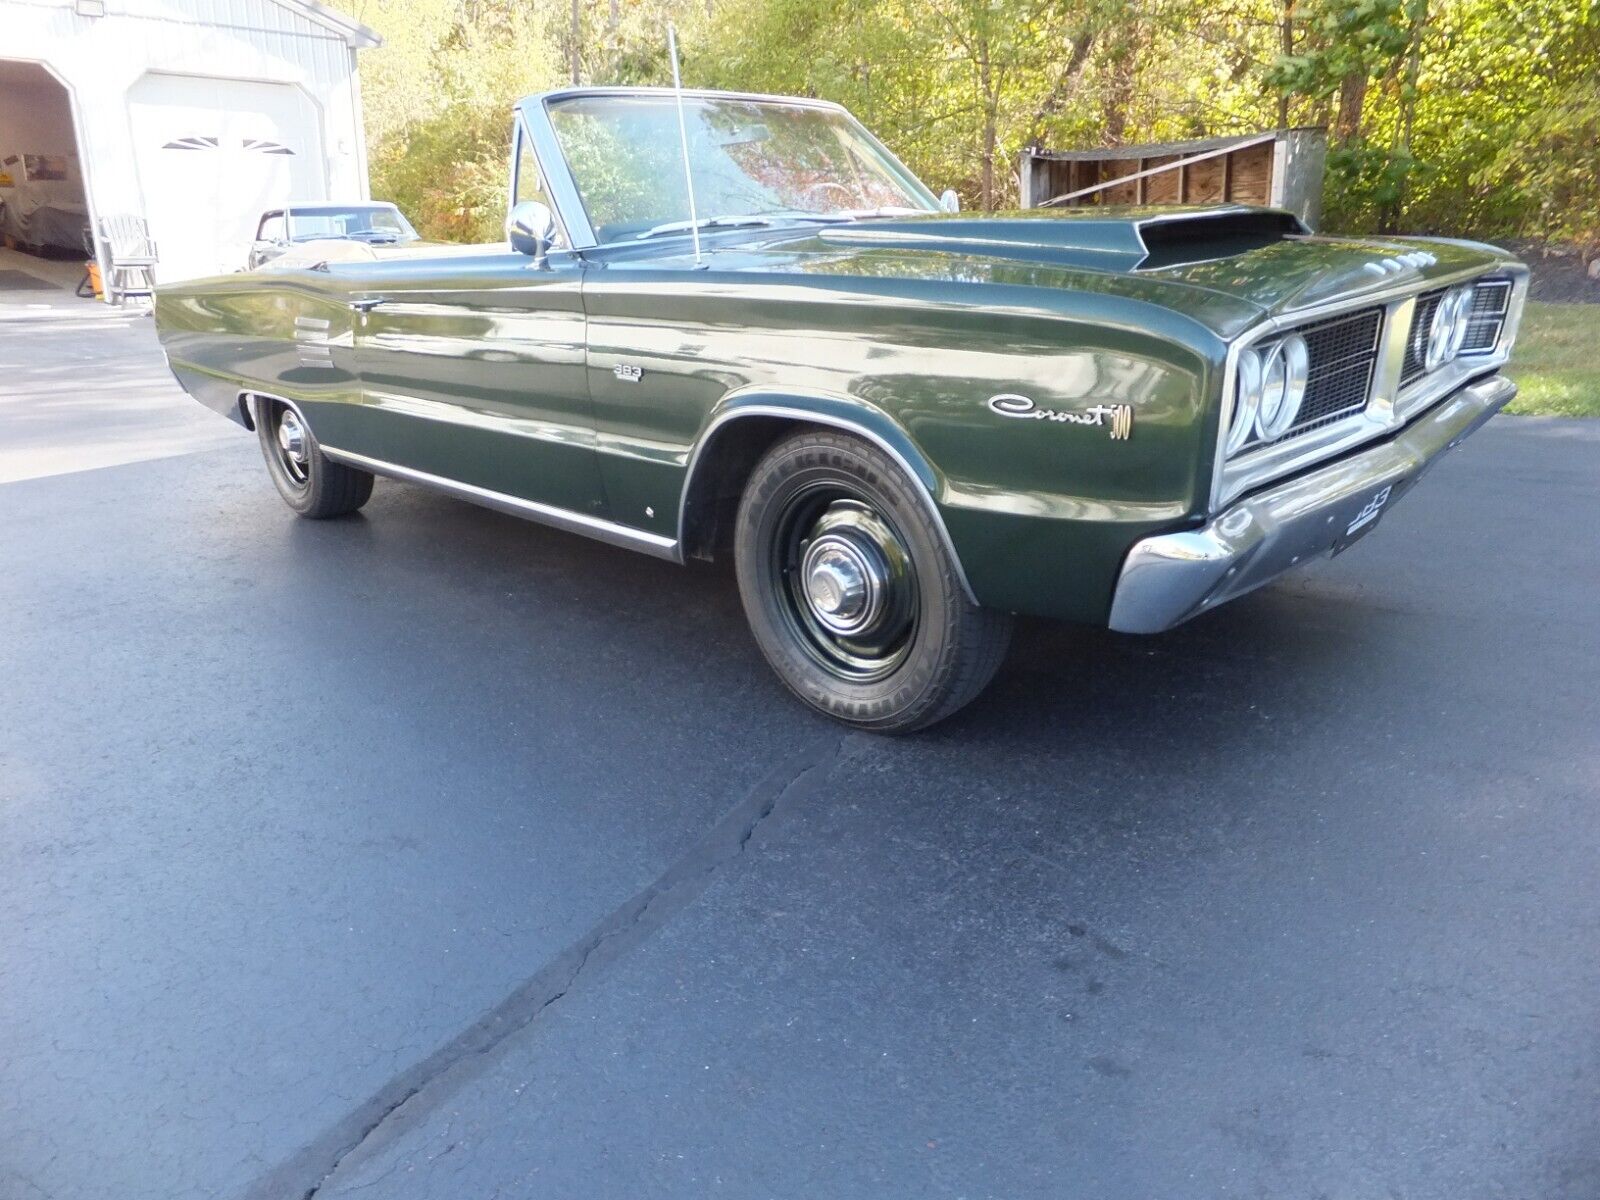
[2,318,1597,1199]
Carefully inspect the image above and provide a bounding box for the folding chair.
[96,214,159,304]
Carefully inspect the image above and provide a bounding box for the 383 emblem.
[1346,485,1393,535]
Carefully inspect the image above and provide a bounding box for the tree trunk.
[1101,25,1143,146]
[1335,71,1367,143]
[978,33,996,210]
[1379,0,1429,231]
[1277,0,1294,129]
[1103,79,1129,144]
[981,113,997,210]
[569,0,582,85]
[1029,29,1096,142]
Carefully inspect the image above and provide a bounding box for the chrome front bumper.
[1108,373,1516,634]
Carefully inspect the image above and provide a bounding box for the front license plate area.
[1333,482,1397,555]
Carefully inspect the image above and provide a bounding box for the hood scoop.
[815,205,1309,272]
[1136,208,1309,268]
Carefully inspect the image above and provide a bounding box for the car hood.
[1139,230,1516,314]
[706,206,1516,334]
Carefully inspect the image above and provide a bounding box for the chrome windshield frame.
[1209,261,1529,512]
[513,86,939,252]
[513,99,591,249]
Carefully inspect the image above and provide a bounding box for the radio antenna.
[667,23,704,268]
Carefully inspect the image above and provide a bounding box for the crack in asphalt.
[249,733,854,1200]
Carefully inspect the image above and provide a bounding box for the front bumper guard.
[1108,374,1516,634]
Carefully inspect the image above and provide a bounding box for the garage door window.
[130,74,327,282]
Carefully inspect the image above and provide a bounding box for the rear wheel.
[734,430,1011,733]
[255,398,373,518]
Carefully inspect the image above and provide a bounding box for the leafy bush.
[345,0,563,242]
[371,100,512,243]
[338,0,1598,247]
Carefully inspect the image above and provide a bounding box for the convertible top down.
[155,87,1527,730]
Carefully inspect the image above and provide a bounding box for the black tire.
[255,398,373,519]
[734,430,1012,733]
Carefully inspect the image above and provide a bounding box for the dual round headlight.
[1227,332,1310,455]
[1424,284,1474,371]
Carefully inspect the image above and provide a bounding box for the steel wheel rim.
[772,489,918,683]
[273,406,310,486]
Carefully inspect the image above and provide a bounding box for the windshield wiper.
[637,214,782,240]
[635,209,877,240]
[831,206,930,220]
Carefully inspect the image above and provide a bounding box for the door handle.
[348,297,387,313]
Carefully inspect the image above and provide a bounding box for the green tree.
[332,0,564,239]
[334,0,1599,246]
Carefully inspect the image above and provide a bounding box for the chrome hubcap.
[278,411,307,465]
[275,408,309,483]
[774,494,918,683]
[801,535,885,634]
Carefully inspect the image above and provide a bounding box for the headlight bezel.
[1254,333,1310,443]
[1227,346,1264,456]
[1226,332,1310,453]
[1425,284,1474,371]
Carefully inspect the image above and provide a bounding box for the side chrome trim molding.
[243,389,680,559]
[676,405,980,606]
[319,445,681,561]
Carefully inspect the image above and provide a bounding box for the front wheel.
[734,430,1012,733]
[255,398,373,518]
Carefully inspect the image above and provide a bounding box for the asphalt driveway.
[2,316,1597,1200]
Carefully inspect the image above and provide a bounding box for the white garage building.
[0,0,378,291]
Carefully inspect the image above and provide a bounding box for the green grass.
[1504,302,1600,417]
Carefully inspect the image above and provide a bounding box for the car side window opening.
[513,124,566,249]
[258,213,285,242]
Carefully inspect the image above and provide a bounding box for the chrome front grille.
[1216,265,1525,512]
[1461,279,1512,354]
[1401,277,1511,386]
[1280,306,1383,439]
[1401,289,1444,386]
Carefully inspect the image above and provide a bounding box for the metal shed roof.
[1028,128,1320,162]
[270,0,382,48]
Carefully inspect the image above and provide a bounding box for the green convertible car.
[155,87,1527,731]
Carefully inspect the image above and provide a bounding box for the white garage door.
[128,74,326,282]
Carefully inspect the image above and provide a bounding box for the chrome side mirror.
[939,189,961,214]
[506,200,557,259]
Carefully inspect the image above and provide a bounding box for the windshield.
[546,95,937,244]
[286,207,417,243]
